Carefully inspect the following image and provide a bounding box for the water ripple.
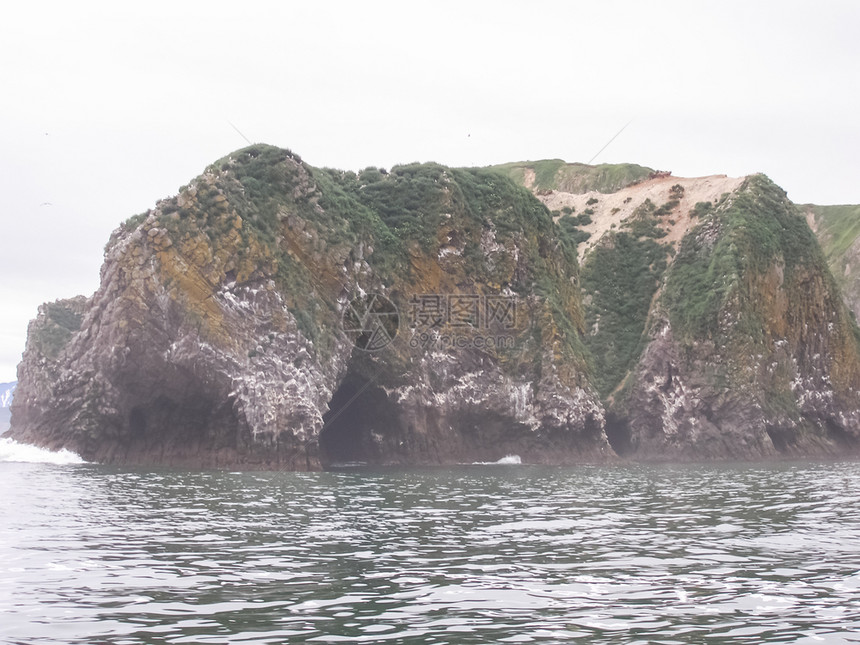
[1,461,860,643]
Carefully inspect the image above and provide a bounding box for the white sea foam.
[0,438,86,464]
[473,454,522,465]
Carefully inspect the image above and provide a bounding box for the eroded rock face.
[604,179,860,460]
[12,235,348,469]
[520,167,860,461]
[11,149,860,467]
[620,313,859,461]
[9,146,612,468]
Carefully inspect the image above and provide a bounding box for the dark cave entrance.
[319,372,404,468]
[128,395,211,441]
[765,424,796,453]
[605,412,633,457]
[824,419,859,452]
[119,391,239,466]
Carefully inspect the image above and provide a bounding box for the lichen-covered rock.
[514,166,860,460]
[12,149,860,467]
[9,145,611,468]
[599,176,860,459]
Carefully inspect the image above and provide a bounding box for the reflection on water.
[1,459,859,643]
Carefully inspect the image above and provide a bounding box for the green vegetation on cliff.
[806,203,860,322]
[315,163,560,264]
[321,161,587,364]
[809,204,860,261]
[315,162,559,279]
[491,160,654,194]
[114,147,860,422]
[663,175,828,341]
[579,201,673,397]
[573,173,860,418]
[30,299,86,360]
[16,143,860,466]
[135,145,589,371]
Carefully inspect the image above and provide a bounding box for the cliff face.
[10,149,860,467]
[516,164,860,460]
[9,146,610,468]
[804,204,860,323]
[621,177,860,458]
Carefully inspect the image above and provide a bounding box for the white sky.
[1,0,858,381]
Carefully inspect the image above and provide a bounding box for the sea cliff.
[7,147,860,467]
[9,146,609,468]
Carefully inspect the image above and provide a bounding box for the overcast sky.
[1,0,858,382]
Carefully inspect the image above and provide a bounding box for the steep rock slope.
[9,146,610,468]
[803,204,860,322]
[619,177,860,459]
[515,164,860,460]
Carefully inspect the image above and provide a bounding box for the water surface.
[1,450,859,643]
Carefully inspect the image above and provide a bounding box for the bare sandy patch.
[522,168,536,190]
[537,174,746,263]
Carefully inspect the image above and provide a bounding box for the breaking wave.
[0,438,86,464]
[473,454,522,465]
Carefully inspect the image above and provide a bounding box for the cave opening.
[131,394,211,440]
[824,419,858,451]
[605,412,633,457]
[320,372,404,468]
[765,424,795,453]
[119,391,239,466]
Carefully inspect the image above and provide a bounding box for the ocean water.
[1,440,860,644]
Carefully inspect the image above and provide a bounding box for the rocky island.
[6,146,860,468]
